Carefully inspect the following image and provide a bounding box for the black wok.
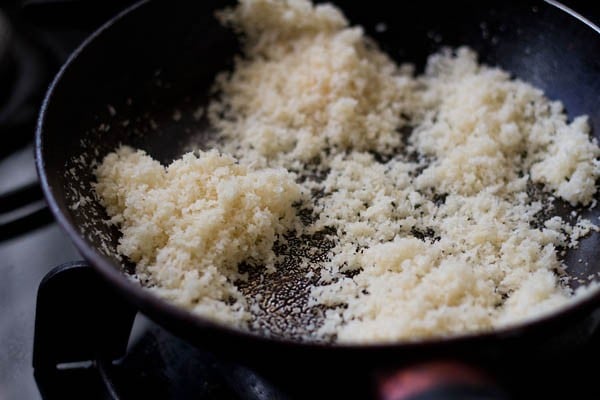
[35,0,600,398]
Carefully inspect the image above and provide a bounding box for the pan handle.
[377,361,508,400]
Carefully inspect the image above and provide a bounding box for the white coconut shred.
[94,0,600,343]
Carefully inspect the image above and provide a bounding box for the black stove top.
[1,1,600,399]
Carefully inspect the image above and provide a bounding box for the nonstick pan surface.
[36,0,600,374]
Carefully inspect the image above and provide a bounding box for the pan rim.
[35,0,600,352]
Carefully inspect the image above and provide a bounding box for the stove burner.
[33,261,286,400]
[33,261,600,400]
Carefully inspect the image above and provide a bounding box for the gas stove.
[1,1,600,399]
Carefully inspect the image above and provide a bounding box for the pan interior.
[44,0,600,343]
